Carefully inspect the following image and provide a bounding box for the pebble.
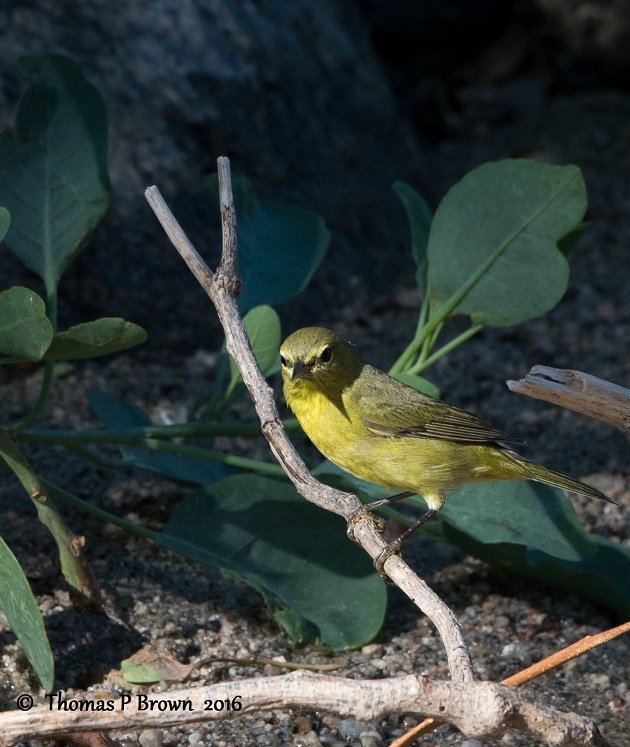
[336,719,376,739]
[586,673,611,690]
[294,730,323,746]
[359,730,384,747]
[294,713,314,733]
[361,643,384,657]
[139,730,163,747]
[369,657,388,670]
[501,641,530,662]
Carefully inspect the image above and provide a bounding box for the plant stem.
[410,323,483,374]
[17,429,287,478]
[390,293,431,374]
[0,432,102,605]
[19,419,300,442]
[42,478,157,540]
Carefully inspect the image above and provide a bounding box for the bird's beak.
[291,360,313,380]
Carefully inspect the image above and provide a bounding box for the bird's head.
[280,327,363,396]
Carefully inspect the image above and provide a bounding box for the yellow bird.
[280,327,613,556]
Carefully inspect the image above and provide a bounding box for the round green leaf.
[424,482,630,616]
[45,318,147,360]
[0,286,53,361]
[427,159,586,327]
[206,175,330,311]
[436,480,595,562]
[0,55,111,288]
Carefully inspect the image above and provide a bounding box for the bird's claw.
[374,539,402,583]
[347,506,401,583]
[346,505,386,543]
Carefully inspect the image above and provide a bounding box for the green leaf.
[422,481,630,615]
[434,481,595,562]
[0,54,111,288]
[390,371,440,399]
[0,535,54,690]
[206,175,330,311]
[45,318,147,360]
[526,535,630,617]
[227,305,281,395]
[427,159,586,327]
[0,286,53,361]
[160,474,386,649]
[87,389,234,484]
[393,181,432,293]
[0,206,10,240]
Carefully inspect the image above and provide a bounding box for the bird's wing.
[355,366,523,445]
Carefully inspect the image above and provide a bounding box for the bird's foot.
[346,505,386,543]
[374,539,403,582]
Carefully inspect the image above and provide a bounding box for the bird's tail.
[515,458,616,505]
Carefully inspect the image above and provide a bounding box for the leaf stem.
[389,292,431,374]
[19,429,288,478]
[42,478,157,540]
[410,323,483,374]
[18,419,300,442]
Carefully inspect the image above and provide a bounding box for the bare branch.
[0,673,611,747]
[216,157,240,292]
[507,366,630,436]
[145,166,475,685]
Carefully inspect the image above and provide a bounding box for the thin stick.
[390,620,630,745]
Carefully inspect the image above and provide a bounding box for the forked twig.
[390,621,630,745]
[144,161,475,685]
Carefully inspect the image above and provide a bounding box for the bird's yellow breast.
[285,380,364,467]
[284,376,512,506]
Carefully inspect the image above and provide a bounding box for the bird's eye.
[320,346,332,363]
[280,355,288,367]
